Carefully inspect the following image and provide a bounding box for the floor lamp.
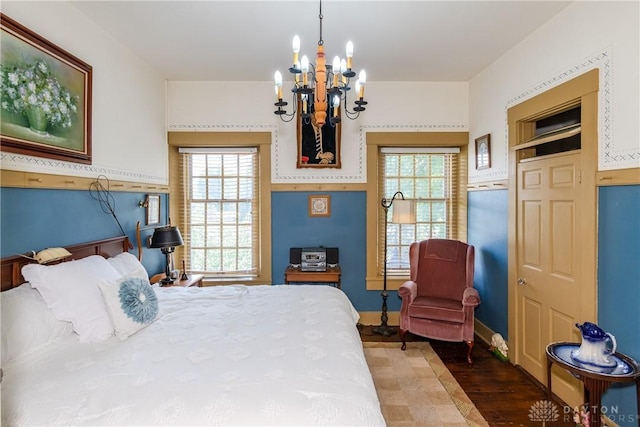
[373,191,416,337]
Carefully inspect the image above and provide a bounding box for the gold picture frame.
[296,94,341,169]
[0,14,93,164]
[308,195,331,217]
[475,134,491,170]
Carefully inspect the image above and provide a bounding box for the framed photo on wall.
[0,13,93,164]
[475,134,491,170]
[308,195,331,217]
[146,194,160,225]
[297,94,341,169]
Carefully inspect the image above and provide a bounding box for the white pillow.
[107,252,149,281]
[22,256,121,342]
[98,275,159,340]
[1,283,74,364]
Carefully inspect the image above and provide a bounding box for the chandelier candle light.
[373,192,416,337]
[273,0,367,127]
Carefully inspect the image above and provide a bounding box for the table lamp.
[150,225,184,286]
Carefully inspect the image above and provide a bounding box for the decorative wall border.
[504,47,637,171]
[169,123,468,183]
[0,151,165,184]
[167,123,276,132]
[273,124,364,182]
[469,167,508,182]
[362,123,468,132]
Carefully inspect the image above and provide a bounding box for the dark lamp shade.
[150,226,184,248]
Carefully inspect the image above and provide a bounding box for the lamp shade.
[391,200,416,224]
[150,226,184,248]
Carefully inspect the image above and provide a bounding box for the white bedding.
[1,285,385,426]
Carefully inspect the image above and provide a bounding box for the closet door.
[507,69,599,410]
[516,151,583,406]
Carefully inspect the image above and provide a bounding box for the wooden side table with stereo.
[284,267,341,289]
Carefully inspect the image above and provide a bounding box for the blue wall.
[468,190,509,338]
[0,187,165,276]
[467,185,640,424]
[597,185,640,424]
[4,183,638,422]
[271,191,398,312]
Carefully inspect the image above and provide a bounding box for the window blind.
[179,147,259,277]
[378,148,459,275]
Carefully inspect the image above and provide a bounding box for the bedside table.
[152,273,204,288]
[284,266,341,289]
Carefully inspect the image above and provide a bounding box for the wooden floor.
[359,325,576,426]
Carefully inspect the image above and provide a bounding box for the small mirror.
[146,194,160,225]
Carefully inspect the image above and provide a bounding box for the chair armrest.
[398,280,417,304]
[462,287,481,307]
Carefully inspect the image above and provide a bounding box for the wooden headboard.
[0,236,131,292]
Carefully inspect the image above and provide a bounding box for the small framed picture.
[475,134,491,170]
[146,194,160,225]
[308,195,330,217]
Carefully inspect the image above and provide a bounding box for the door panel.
[516,153,583,406]
[550,309,576,343]
[522,201,542,268]
[550,201,574,276]
[522,296,543,370]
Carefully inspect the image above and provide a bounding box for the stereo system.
[289,247,339,271]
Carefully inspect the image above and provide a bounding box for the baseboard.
[473,319,496,346]
[358,311,399,327]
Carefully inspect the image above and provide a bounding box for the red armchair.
[398,239,480,363]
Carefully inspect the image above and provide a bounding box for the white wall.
[468,1,640,183]
[167,80,468,183]
[0,1,168,184]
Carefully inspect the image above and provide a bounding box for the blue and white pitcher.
[571,322,617,371]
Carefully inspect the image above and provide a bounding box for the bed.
[0,236,385,426]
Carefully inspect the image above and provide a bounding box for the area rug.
[363,342,489,427]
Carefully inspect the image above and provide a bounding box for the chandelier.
[273,0,367,127]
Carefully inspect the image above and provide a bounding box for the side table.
[284,266,341,289]
[151,273,204,287]
[546,342,640,427]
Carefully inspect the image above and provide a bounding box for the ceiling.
[69,0,572,82]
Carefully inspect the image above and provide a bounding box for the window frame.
[379,148,460,276]
[365,131,468,291]
[180,147,259,276]
[168,132,273,286]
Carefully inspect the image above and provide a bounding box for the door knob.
[518,278,526,286]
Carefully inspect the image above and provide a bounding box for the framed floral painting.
[0,14,92,164]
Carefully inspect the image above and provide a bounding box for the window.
[379,147,459,274]
[180,147,259,276]
[364,131,467,291]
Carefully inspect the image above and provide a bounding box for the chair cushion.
[408,296,465,324]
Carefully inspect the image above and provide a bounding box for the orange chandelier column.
[314,45,327,127]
